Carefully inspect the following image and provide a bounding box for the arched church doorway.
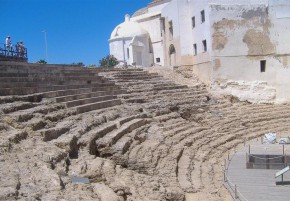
[169,44,176,66]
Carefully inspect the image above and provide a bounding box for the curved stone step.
[0,102,35,114]
[112,75,162,81]
[75,99,122,114]
[78,122,117,155]
[41,125,71,142]
[96,118,149,154]
[0,76,104,83]
[0,80,112,88]
[65,95,117,108]
[42,86,121,98]
[8,104,64,122]
[54,90,125,103]
[51,134,78,158]
[0,72,97,78]
[1,130,28,144]
[154,112,181,123]
[0,83,118,96]
[114,72,158,78]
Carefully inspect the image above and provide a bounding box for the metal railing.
[0,43,28,61]
[223,142,250,201]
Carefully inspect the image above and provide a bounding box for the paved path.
[226,142,290,201]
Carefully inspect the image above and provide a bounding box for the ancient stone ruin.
[1,61,290,200]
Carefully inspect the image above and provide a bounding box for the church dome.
[110,14,148,40]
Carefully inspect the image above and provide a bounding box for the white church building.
[109,0,290,103]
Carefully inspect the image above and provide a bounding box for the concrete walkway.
[226,142,290,201]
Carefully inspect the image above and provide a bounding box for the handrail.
[224,147,250,201]
[0,43,28,61]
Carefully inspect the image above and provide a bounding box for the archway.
[169,44,176,66]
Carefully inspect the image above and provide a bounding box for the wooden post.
[249,144,251,154]
[235,185,238,199]
[283,144,285,156]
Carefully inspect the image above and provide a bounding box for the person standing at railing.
[19,41,26,58]
[5,36,12,55]
[15,42,20,57]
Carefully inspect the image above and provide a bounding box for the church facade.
[109,0,290,103]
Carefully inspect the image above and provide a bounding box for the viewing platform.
[0,43,28,62]
[225,141,290,201]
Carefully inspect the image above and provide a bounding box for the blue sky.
[0,0,152,65]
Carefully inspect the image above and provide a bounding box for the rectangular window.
[156,58,160,63]
[260,60,266,72]
[193,44,197,55]
[201,10,205,23]
[169,21,173,39]
[127,48,130,59]
[192,16,195,28]
[202,40,207,52]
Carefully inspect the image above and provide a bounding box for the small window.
[193,44,197,55]
[156,58,160,63]
[127,48,130,59]
[192,16,195,28]
[202,40,207,52]
[201,10,205,23]
[161,17,165,36]
[260,60,266,72]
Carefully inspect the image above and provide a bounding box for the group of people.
[4,35,26,57]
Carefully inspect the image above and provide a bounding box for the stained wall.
[207,0,290,103]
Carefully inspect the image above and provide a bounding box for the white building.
[109,0,290,103]
[109,14,153,67]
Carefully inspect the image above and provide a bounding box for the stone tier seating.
[4,63,290,200]
[0,62,124,114]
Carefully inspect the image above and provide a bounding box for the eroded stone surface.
[1,66,290,201]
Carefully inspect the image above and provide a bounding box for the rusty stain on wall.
[212,32,228,50]
[211,19,235,51]
[212,19,239,31]
[243,29,275,55]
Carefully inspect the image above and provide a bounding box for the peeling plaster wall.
[209,0,290,103]
[210,4,273,57]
